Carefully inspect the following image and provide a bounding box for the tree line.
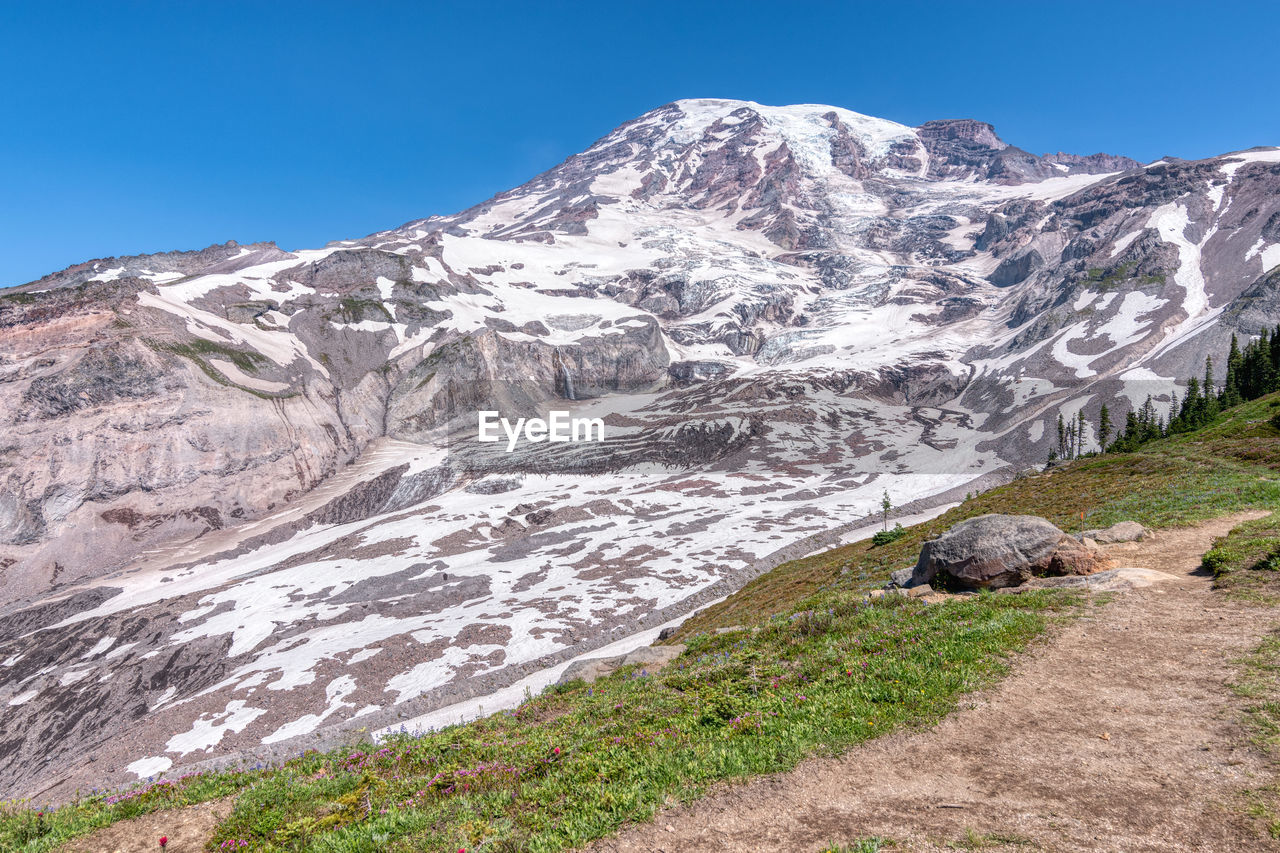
[1049,325,1280,462]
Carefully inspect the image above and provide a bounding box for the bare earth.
[61,513,1280,853]
[59,797,232,853]
[591,512,1280,853]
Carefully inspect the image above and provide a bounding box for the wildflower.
[160,837,168,848]
[553,747,560,755]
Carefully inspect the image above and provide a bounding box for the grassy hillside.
[5,393,1280,852]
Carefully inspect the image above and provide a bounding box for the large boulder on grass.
[911,514,1113,589]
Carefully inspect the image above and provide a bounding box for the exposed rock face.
[916,119,1139,184]
[18,240,284,292]
[0,279,374,599]
[911,514,1113,589]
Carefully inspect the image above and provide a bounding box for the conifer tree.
[1183,376,1201,427]
[1098,404,1111,450]
[1224,333,1244,407]
[1203,356,1220,420]
[1121,409,1140,449]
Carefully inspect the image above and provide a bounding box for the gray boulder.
[1080,521,1149,544]
[556,643,685,686]
[911,514,1113,590]
[887,567,915,589]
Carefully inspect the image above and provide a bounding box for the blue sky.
[2,0,1277,286]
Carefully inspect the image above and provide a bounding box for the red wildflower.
[160,838,169,848]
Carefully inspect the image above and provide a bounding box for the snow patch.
[81,637,116,659]
[127,756,173,779]
[208,359,291,393]
[262,675,358,744]
[165,700,266,756]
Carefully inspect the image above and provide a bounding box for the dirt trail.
[591,511,1280,853]
[58,796,232,853]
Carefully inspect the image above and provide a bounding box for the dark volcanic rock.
[990,250,1043,287]
[0,586,122,643]
[668,360,733,384]
[21,345,172,419]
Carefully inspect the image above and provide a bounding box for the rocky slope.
[1,98,1278,801]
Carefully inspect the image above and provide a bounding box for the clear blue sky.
[2,0,1277,287]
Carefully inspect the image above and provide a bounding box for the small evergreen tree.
[1223,333,1244,408]
[1182,376,1202,428]
[1121,409,1140,449]
[1098,404,1111,450]
[1202,356,1220,420]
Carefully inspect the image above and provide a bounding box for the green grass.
[820,840,892,853]
[0,771,244,850]
[946,828,1036,849]
[337,298,394,324]
[1231,630,1280,838]
[145,338,292,399]
[1235,632,1280,757]
[1203,514,1280,601]
[152,338,270,373]
[1082,261,1165,292]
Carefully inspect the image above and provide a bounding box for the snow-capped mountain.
[1,99,1278,800]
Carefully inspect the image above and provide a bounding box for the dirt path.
[590,512,1280,853]
[58,796,233,853]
